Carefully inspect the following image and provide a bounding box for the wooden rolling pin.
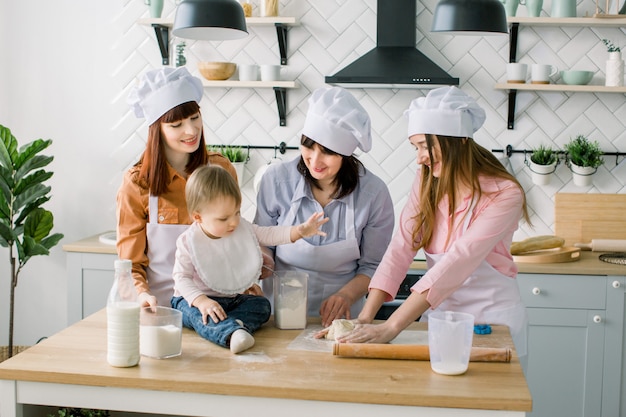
[574,239,626,252]
[333,343,511,363]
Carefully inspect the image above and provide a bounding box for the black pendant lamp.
[173,0,248,41]
[431,0,508,35]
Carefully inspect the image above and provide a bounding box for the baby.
[171,165,328,353]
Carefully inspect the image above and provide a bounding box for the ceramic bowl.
[560,70,593,85]
[198,62,236,80]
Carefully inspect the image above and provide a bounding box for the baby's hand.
[298,212,329,238]
[194,296,226,324]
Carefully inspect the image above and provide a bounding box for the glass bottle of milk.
[107,259,140,367]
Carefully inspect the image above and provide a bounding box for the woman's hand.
[319,293,353,328]
[336,322,400,344]
[193,295,226,324]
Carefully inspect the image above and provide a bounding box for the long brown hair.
[136,101,208,196]
[297,135,363,200]
[411,134,530,250]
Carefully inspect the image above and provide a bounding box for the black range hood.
[325,0,459,87]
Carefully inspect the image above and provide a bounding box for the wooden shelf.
[495,83,626,93]
[138,16,298,65]
[201,80,297,88]
[502,17,626,128]
[200,80,298,126]
[137,16,298,27]
[507,16,626,27]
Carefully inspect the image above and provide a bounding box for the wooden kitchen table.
[0,310,531,417]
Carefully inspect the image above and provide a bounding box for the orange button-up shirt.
[116,152,236,295]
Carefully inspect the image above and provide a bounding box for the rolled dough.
[325,319,355,340]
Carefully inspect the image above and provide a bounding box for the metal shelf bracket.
[152,24,170,65]
[274,87,287,126]
[275,23,288,65]
[506,23,520,130]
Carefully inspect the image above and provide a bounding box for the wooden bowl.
[198,62,236,80]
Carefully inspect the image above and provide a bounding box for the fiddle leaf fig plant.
[0,124,63,358]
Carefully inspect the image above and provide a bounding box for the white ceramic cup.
[506,62,528,83]
[531,64,558,84]
[428,310,475,375]
[238,64,259,81]
[260,64,281,81]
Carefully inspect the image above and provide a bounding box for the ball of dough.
[325,319,356,340]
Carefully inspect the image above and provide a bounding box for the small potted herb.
[208,145,247,185]
[564,135,604,187]
[527,144,558,186]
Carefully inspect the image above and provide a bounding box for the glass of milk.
[140,306,183,359]
[273,271,308,329]
[428,311,475,375]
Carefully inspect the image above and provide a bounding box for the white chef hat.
[127,67,204,126]
[301,87,372,156]
[405,86,486,138]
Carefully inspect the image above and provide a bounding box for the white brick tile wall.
[114,0,626,240]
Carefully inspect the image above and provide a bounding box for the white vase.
[605,51,624,87]
[529,160,557,186]
[232,162,245,186]
[570,162,596,187]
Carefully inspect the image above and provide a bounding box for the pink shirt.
[369,170,523,309]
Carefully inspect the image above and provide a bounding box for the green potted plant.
[563,134,604,187]
[0,125,64,360]
[528,144,558,186]
[208,145,247,185]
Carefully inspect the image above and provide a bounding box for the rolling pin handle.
[574,242,592,251]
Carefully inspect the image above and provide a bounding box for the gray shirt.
[254,156,394,279]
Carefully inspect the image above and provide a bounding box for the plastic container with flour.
[273,271,308,329]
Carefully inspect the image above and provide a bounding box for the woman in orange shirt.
[117,67,237,307]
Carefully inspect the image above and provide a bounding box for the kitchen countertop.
[63,233,625,276]
[411,251,626,276]
[0,309,531,416]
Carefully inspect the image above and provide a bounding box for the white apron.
[265,191,362,318]
[421,202,528,358]
[146,195,189,306]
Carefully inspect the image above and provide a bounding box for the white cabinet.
[63,234,117,325]
[517,273,626,417]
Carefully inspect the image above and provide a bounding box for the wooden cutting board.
[554,193,626,246]
[513,246,581,263]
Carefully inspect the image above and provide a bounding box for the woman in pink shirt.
[334,86,530,361]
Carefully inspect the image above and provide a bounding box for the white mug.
[260,64,281,81]
[238,64,259,81]
[531,64,558,84]
[506,63,528,83]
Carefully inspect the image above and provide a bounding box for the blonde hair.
[411,135,530,250]
[185,165,241,215]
